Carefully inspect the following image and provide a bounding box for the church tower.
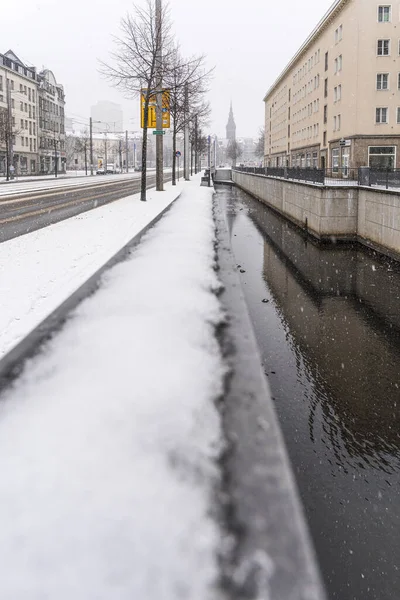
[226,102,236,141]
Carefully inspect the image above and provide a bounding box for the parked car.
[96,167,105,175]
[106,164,117,174]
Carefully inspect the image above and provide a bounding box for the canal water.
[217,185,400,600]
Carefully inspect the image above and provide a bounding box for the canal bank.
[233,170,400,262]
[217,184,400,600]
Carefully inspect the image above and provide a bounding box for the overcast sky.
[2,0,334,138]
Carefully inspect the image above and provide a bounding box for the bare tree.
[189,110,210,174]
[254,128,265,160]
[74,129,90,174]
[226,139,242,167]
[101,0,174,201]
[165,47,213,184]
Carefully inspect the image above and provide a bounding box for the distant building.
[226,102,236,141]
[264,0,400,170]
[91,101,124,133]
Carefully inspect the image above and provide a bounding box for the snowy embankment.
[0,180,226,599]
[0,181,181,357]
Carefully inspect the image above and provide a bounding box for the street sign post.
[153,130,166,135]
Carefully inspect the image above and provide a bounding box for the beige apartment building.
[0,50,65,176]
[264,0,400,172]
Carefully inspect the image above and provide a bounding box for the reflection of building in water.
[247,199,400,464]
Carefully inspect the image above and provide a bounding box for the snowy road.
[0,172,172,243]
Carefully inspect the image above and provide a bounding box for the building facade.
[0,51,39,175]
[38,69,66,174]
[264,0,400,171]
[0,50,65,176]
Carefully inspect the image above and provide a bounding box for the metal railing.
[236,165,325,184]
[235,166,400,190]
[369,168,400,189]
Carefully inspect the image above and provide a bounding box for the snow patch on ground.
[0,180,226,600]
[0,180,183,357]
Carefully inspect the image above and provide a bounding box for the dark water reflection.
[218,186,400,600]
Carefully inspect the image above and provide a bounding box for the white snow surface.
[0,180,181,357]
[0,180,225,599]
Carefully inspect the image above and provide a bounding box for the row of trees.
[101,0,212,200]
[225,128,265,167]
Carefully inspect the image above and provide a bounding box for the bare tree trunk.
[172,123,177,186]
[141,95,150,202]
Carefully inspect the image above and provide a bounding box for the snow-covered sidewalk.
[0,180,225,599]
[0,180,182,357]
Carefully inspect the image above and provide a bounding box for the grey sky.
[2,0,333,138]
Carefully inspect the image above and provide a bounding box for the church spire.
[226,102,236,142]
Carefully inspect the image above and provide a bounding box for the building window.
[398,73,400,89]
[335,25,343,43]
[334,116,337,131]
[11,99,14,109]
[377,73,389,89]
[377,39,390,55]
[20,101,23,111]
[334,55,343,73]
[325,52,328,71]
[323,131,327,146]
[397,107,400,124]
[25,120,28,129]
[376,107,388,123]
[20,83,23,93]
[324,78,328,97]
[368,146,396,168]
[21,136,24,147]
[332,148,340,173]
[324,104,328,124]
[337,114,341,131]
[20,118,24,129]
[378,5,391,22]
[24,103,27,112]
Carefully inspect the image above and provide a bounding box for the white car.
[106,164,117,174]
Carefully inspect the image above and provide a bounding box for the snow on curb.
[0,180,182,357]
[0,179,226,600]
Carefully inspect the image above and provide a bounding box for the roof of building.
[263,0,350,102]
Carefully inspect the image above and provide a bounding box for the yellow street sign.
[141,90,170,129]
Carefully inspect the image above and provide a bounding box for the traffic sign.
[176,151,181,157]
[153,130,166,135]
[141,89,170,128]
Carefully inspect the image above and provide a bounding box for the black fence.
[369,169,400,189]
[235,166,400,189]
